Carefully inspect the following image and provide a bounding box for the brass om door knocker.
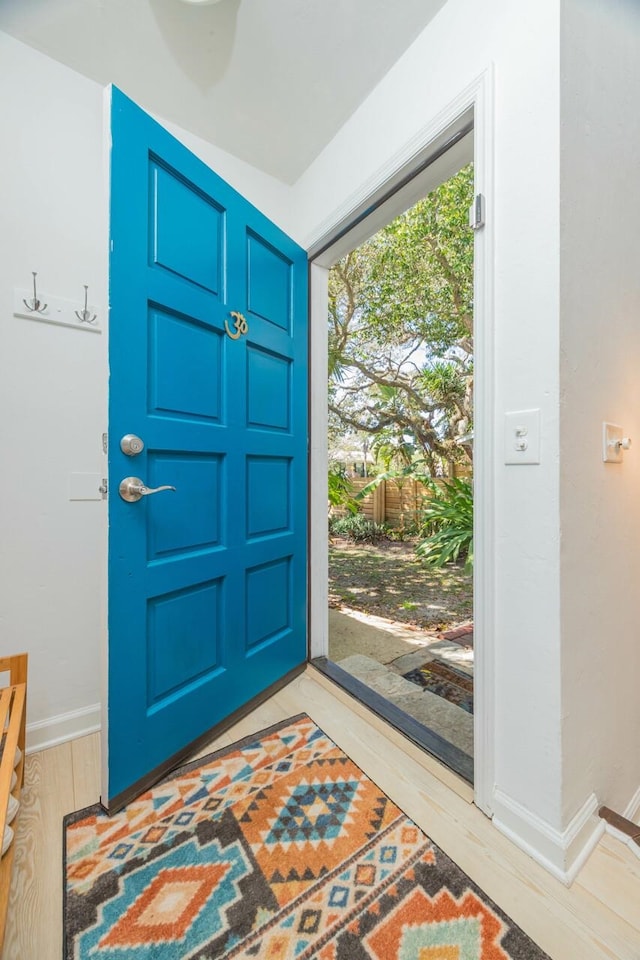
[225,311,249,340]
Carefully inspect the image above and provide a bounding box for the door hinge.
[468,193,485,231]
[99,478,108,500]
[102,432,108,455]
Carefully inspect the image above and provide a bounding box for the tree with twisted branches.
[328,164,474,475]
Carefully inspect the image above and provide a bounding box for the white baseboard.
[624,784,640,824]
[492,789,604,886]
[26,702,101,754]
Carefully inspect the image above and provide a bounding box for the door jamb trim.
[307,67,495,817]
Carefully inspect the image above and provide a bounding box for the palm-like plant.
[416,477,473,569]
[327,468,358,514]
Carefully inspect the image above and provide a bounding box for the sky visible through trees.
[328,163,474,478]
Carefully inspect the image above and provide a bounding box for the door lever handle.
[119,477,177,502]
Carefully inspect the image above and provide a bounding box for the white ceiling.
[0,0,446,183]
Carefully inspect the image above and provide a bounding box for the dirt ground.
[328,538,472,630]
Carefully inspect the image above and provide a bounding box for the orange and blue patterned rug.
[64,714,548,958]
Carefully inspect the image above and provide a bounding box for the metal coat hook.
[22,272,47,314]
[75,285,97,324]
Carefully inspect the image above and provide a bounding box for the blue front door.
[107,89,308,806]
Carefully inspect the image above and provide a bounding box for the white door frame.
[307,68,495,816]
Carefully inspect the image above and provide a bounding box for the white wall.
[292,0,573,871]
[560,0,640,821]
[0,31,294,751]
[0,32,108,749]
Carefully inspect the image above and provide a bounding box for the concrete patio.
[328,608,474,760]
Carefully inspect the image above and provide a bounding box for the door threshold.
[309,658,474,800]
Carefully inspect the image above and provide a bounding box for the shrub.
[416,477,473,569]
[384,519,422,542]
[329,513,388,543]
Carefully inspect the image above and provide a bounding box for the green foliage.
[354,167,474,350]
[420,360,470,409]
[327,468,358,514]
[328,164,475,473]
[384,521,422,542]
[416,478,473,569]
[328,513,388,543]
[370,434,419,471]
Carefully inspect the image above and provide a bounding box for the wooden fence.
[332,478,433,529]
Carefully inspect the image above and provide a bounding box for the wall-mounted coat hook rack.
[22,272,47,314]
[13,279,101,334]
[75,285,97,325]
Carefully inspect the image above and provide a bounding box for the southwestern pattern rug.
[64,715,548,959]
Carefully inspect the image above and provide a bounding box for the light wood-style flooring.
[3,666,639,959]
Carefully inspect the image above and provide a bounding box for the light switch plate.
[504,409,541,465]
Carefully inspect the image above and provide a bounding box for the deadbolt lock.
[120,434,145,456]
